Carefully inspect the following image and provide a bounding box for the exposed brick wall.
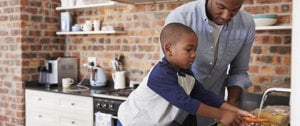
[0,0,292,125]
[0,0,62,125]
[243,0,292,92]
[0,1,24,125]
[65,0,292,93]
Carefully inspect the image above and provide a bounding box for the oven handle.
[112,115,118,119]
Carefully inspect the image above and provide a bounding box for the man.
[164,0,255,125]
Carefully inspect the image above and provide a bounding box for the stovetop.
[92,88,134,100]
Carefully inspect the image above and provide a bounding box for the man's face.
[207,0,244,25]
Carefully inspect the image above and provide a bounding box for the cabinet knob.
[71,103,75,106]
[38,115,42,118]
[71,121,75,124]
[38,98,42,101]
[96,103,101,109]
[108,104,114,110]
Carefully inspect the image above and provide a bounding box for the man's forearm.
[227,86,243,106]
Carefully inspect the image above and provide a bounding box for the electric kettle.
[90,67,107,87]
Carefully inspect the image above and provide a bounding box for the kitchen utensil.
[111,60,120,71]
[112,71,126,89]
[90,66,107,87]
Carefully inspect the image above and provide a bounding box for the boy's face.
[166,33,198,70]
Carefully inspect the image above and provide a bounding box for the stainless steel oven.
[93,89,134,125]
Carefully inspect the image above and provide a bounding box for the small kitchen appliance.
[90,66,107,87]
[43,57,78,86]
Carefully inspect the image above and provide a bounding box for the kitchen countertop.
[24,80,115,98]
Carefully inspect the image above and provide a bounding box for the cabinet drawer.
[26,109,57,126]
[58,115,93,126]
[58,94,93,114]
[26,90,57,108]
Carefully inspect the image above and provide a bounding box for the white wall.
[291,1,300,125]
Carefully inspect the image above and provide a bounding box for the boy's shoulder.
[150,59,194,79]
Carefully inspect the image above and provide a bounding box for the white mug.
[85,20,92,25]
[112,71,126,89]
[93,20,101,31]
[81,24,92,31]
[62,78,74,88]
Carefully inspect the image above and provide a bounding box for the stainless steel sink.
[238,92,290,111]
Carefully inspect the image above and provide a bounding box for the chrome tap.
[257,88,291,118]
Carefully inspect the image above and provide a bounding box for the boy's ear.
[164,43,172,56]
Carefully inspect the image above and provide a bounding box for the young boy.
[117,23,254,126]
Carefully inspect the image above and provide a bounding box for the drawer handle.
[38,98,42,101]
[71,121,75,124]
[71,103,75,106]
[38,115,42,118]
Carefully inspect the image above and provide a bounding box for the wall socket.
[87,57,96,66]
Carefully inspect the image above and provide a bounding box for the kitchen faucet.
[257,87,291,118]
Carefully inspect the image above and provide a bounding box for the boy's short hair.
[160,23,196,54]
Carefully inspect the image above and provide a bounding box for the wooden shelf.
[56,30,126,35]
[56,1,117,10]
[255,25,292,30]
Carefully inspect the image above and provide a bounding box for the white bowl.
[252,14,277,26]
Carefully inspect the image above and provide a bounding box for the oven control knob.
[96,103,101,109]
[101,103,107,108]
[108,104,114,110]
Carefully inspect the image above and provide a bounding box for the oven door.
[94,97,124,126]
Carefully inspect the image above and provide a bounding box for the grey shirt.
[164,0,255,125]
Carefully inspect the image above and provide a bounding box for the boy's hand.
[219,109,240,126]
[219,109,256,126]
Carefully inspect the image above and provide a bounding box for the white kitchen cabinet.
[25,89,93,126]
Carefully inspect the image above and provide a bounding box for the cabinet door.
[57,94,93,115]
[25,89,58,109]
[25,89,93,126]
[58,115,93,126]
[26,108,57,126]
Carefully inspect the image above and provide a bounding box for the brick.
[283,56,291,65]
[270,46,290,54]
[278,15,291,24]
[249,65,259,73]
[261,65,273,73]
[275,66,289,75]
